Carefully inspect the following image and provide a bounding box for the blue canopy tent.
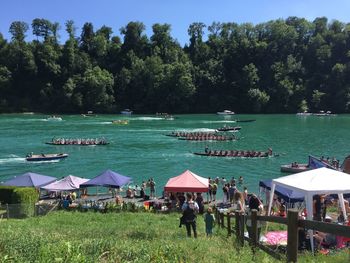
[80,169,132,188]
[259,179,304,203]
[1,172,56,187]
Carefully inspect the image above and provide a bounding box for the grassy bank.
[0,211,348,262]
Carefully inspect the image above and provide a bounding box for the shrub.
[0,186,38,218]
[0,186,16,204]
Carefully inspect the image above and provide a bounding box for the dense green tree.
[1,17,350,113]
[9,21,29,43]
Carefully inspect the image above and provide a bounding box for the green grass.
[0,211,349,262]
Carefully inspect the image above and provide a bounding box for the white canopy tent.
[267,167,350,252]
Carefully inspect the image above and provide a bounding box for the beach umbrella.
[1,172,56,187]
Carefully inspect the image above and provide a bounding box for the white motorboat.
[217,110,235,115]
[47,116,62,121]
[121,109,133,115]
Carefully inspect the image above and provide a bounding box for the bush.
[0,186,16,204]
[0,186,38,218]
[12,188,39,217]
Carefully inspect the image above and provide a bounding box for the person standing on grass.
[182,193,199,238]
[204,207,215,236]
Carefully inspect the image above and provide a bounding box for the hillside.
[0,211,347,262]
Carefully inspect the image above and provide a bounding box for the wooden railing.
[215,208,350,262]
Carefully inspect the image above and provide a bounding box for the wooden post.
[220,213,225,228]
[287,209,299,263]
[6,204,9,219]
[239,213,245,247]
[227,213,231,236]
[235,211,241,246]
[216,209,220,226]
[251,209,258,247]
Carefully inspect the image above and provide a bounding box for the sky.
[1,0,350,46]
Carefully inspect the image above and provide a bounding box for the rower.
[205,146,209,153]
[268,148,273,156]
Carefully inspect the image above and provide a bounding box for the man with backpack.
[181,193,199,238]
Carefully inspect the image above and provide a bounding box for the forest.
[0,17,350,114]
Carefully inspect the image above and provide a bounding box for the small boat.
[313,110,336,116]
[280,163,310,173]
[26,153,68,162]
[81,111,97,117]
[194,148,273,158]
[236,119,256,123]
[121,109,133,115]
[217,110,235,115]
[280,155,340,173]
[216,126,241,132]
[47,116,62,121]
[296,111,312,116]
[156,113,175,120]
[163,115,175,120]
[112,120,129,125]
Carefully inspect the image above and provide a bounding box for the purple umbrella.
[80,169,132,188]
[1,172,57,187]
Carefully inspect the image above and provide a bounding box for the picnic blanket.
[260,231,288,246]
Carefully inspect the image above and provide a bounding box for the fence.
[215,208,350,262]
[0,199,149,219]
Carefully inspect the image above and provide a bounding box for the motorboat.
[280,155,339,173]
[216,126,241,132]
[26,153,68,162]
[121,109,133,115]
[280,163,310,173]
[81,111,97,117]
[217,110,235,115]
[47,116,62,121]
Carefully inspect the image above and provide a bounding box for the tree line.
[0,17,350,114]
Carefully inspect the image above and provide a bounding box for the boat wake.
[133,117,163,121]
[0,155,26,164]
[26,160,60,164]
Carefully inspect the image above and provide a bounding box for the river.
[0,113,349,198]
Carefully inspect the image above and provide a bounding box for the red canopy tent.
[164,170,209,193]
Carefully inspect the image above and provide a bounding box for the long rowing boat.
[46,138,109,146]
[179,135,236,141]
[166,131,216,137]
[194,148,273,158]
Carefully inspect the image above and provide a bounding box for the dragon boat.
[45,138,109,146]
[179,135,236,141]
[165,131,216,137]
[194,148,273,157]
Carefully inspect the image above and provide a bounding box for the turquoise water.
[1,113,350,196]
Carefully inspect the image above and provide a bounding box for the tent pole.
[338,193,346,222]
[267,183,275,215]
[305,194,314,254]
